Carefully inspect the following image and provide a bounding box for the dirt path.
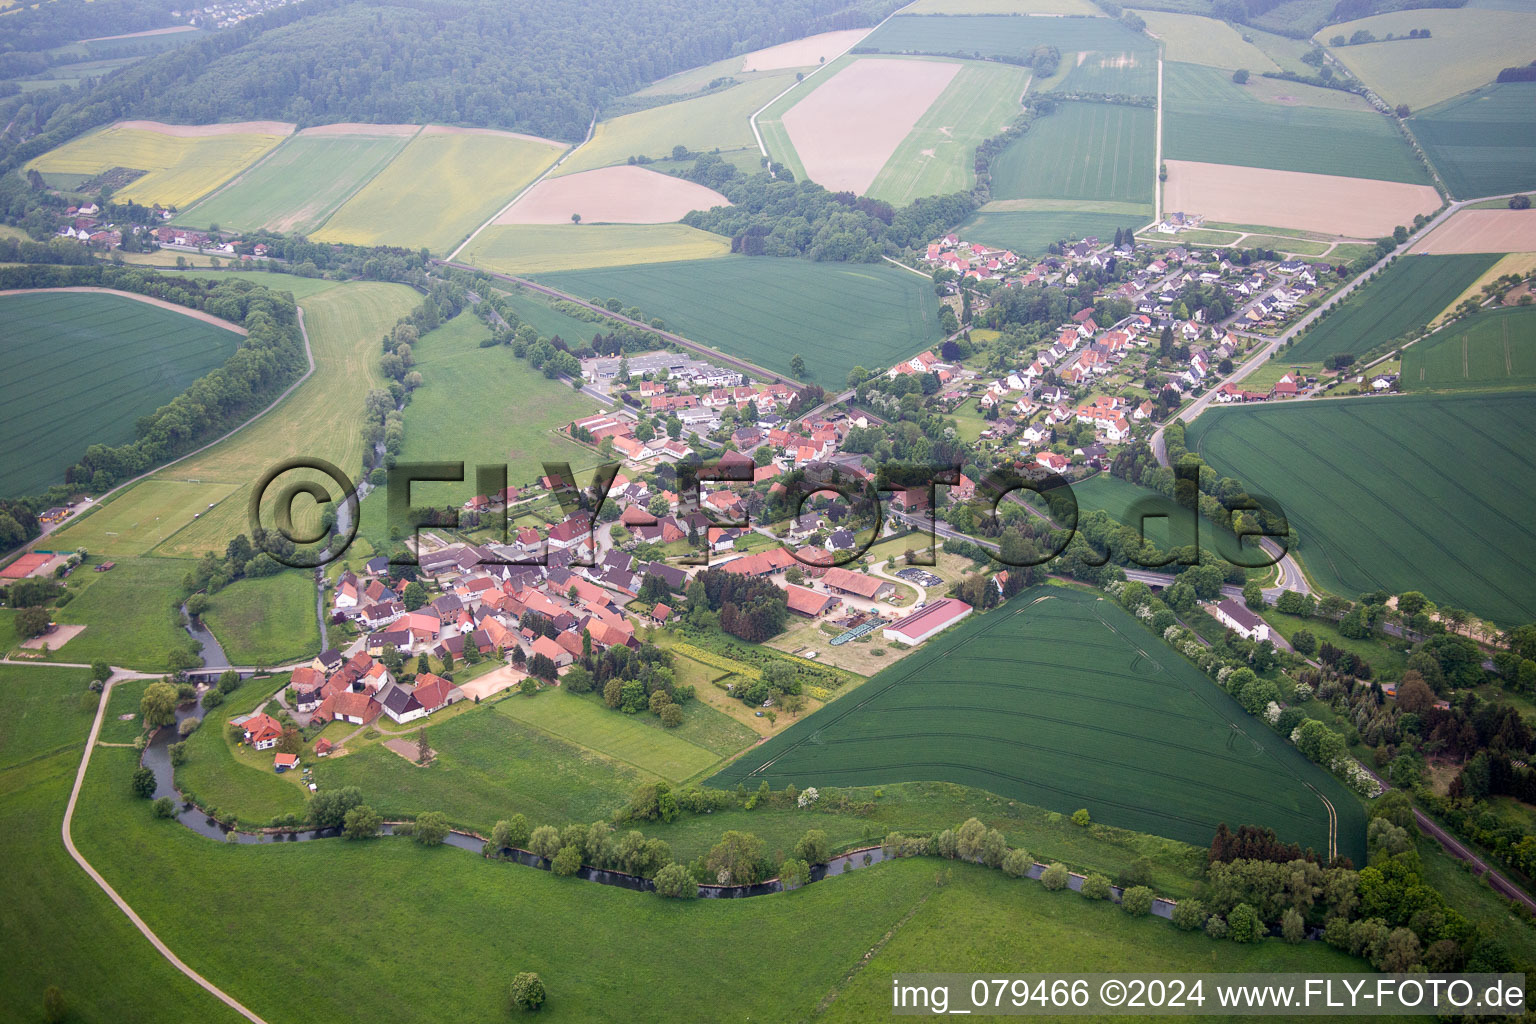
[0,287,248,334]
[63,678,270,1024]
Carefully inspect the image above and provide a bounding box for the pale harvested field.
[421,124,560,145]
[84,25,198,40]
[21,624,86,650]
[905,0,1100,11]
[1417,210,1536,255]
[495,165,729,224]
[298,122,420,137]
[458,664,526,701]
[740,28,872,71]
[114,119,295,137]
[1162,160,1440,237]
[0,287,247,333]
[781,57,961,194]
[1432,252,1536,325]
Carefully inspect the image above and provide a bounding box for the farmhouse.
[882,598,973,646]
[785,584,839,618]
[1214,599,1271,643]
[235,712,284,751]
[821,566,893,602]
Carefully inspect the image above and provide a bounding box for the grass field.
[174,130,414,234]
[534,256,940,385]
[47,480,240,557]
[314,129,564,253]
[1323,9,1536,112]
[1412,83,1536,200]
[861,14,1155,64]
[1054,47,1158,97]
[139,280,420,558]
[199,570,319,667]
[46,556,196,670]
[397,313,600,502]
[1132,9,1279,69]
[1402,306,1536,393]
[0,664,95,769]
[489,285,608,341]
[988,102,1154,204]
[461,223,731,273]
[959,209,1148,255]
[0,291,244,497]
[1186,392,1536,624]
[25,123,288,208]
[1287,254,1497,362]
[865,61,1032,206]
[556,74,796,177]
[1162,62,1429,183]
[711,586,1366,862]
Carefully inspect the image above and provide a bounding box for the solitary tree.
[90,660,111,683]
[570,213,582,224]
[1040,862,1070,890]
[653,862,697,898]
[140,682,179,730]
[416,727,431,764]
[131,765,157,799]
[510,971,546,1012]
[789,354,807,379]
[413,810,450,845]
[1231,68,1250,84]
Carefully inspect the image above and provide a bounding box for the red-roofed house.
[236,712,284,750]
[785,584,838,617]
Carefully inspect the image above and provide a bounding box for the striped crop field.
[988,102,1154,205]
[711,586,1365,863]
[1185,392,1536,625]
[1402,306,1536,393]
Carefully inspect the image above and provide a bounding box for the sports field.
[1412,83,1536,200]
[711,586,1365,861]
[865,61,1033,206]
[463,223,731,273]
[1402,306,1536,393]
[1162,62,1429,184]
[0,290,244,497]
[1323,9,1536,112]
[1187,393,1536,624]
[959,209,1146,255]
[555,74,796,177]
[988,102,1154,204]
[174,129,414,234]
[25,121,291,209]
[1286,254,1497,362]
[397,313,600,501]
[534,256,940,385]
[1131,10,1279,70]
[46,480,240,557]
[314,128,565,253]
[861,14,1155,64]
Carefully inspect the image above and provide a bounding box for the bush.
[413,810,450,846]
[343,804,381,839]
[1002,848,1033,878]
[1205,914,1229,939]
[1040,862,1070,890]
[551,845,582,876]
[509,971,546,1012]
[1226,902,1262,942]
[131,766,156,798]
[1071,808,1090,826]
[653,862,698,898]
[177,716,199,738]
[1121,885,1155,916]
[1080,873,1113,900]
[152,796,178,818]
[1172,897,1206,931]
[493,814,530,850]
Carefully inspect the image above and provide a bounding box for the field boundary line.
[175,128,307,227]
[306,124,426,238]
[447,111,594,262]
[62,678,270,1024]
[1152,58,1163,225]
[0,286,248,334]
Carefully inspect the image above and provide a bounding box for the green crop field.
[711,587,1366,862]
[866,61,1032,206]
[1054,47,1158,96]
[1287,254,1497,362]
[47,479,240,558]
[1162,62,1429,183]
[988,102,1154,204]
[861,14,1155,64]
[555,74,796,177]
[0,291,243,498]
[1186,392,1536,624]
[314,129,565,253]
[534,256,940,386]
[175,130,414,234]
[959,209,1147,255]
[199,569,319,667]
[1402,306,1536,393]
[461,223,730,274]
[1071,473,1255,563]
[397,313,600,503]
[1412,83,1536,200]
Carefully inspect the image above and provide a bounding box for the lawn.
[555,74,797,177]
[176,682,309,825]
[958,209,1147,256]
[314,129,565,253]
[1402,306,1536,393]
[24,122,288,208]
[46,480,240,558]
[534,256,941,386]
[1162,62,1429,184]
[1412,82,1536,200]
[199,570,319,667]
[1286,254,1497,362]
[712,586,1367,863]
[0,663,95,769]
[174,130,414,234]
[1323,8,1536,112]
[0,291,244,497]
[144,280,420,559]
[397,313,600,501]
[861,13,1155,64]
[1185,392,1536,625]
[865,61,1033,206]
[45,556,197,671]
[488,285,607,341]
[1132,9,1279,69]
[461,223,730,274]
[1265,609,1409,679]
[988,101,1155,204]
